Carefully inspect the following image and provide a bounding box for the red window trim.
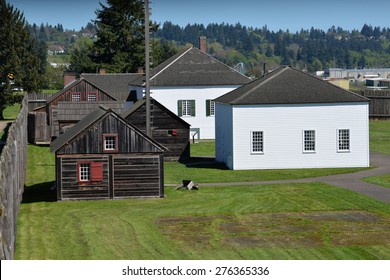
[71,92,82,102]
[103,133,119,152]
[77,161,103,184]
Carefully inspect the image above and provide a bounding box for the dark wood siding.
[354,90,390,119]
[50,81,116,106]
[113,154,163,198]
[57,114,162,154]
[48,80,117,137]
[28,112,50,143]
[124,100,190,161]
[58,155,110,200]
[56,154,163,200]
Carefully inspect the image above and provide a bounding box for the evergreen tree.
[0,0,43,119]
[92,0,146,72]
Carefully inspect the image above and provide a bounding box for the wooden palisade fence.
[0,95,28,259]
[355,90,390,119]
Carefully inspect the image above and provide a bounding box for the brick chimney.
[199,36,207,53]
[98,68,106,74]
[63,71,77,88]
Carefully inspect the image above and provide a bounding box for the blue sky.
[7,0,390,32]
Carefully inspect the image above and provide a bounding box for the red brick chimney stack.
[199,36,207,53]
[63,71,77,88]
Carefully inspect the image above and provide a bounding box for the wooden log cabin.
[28,78,127,143]
[121,98,191,162]
[50,105,166,201]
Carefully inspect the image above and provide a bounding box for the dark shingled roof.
[47,78,118,103]
[81,73,143,101]
[150,47,251,86]
[50,105,166,153]
[215,66,369,105]
[121,98,191,128]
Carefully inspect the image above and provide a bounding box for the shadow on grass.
[22,181,57,203]
[184,157,229,170]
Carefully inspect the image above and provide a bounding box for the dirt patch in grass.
[156,211,390,248]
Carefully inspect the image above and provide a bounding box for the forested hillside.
[31,20,390,79]
[157,22,390,75]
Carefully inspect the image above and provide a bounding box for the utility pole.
[145,0,151,137]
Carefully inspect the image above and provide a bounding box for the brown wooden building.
[121,98,191,161]
[50,105,166,201]
[28,78,127,143]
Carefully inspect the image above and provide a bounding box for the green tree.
[69,36,97,73]
[92,0,146,72]
[0,0,43,119]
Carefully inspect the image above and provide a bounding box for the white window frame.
[209,100,215,116]
[303,130,316,153]
[182,100,192,116]
[79,163,91,182]
[251,131,264,154]
[337,129,350,152]
[103,134,118,151]
[87,92,97,102]
[72,92,81,102]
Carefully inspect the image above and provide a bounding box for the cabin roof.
[50,105,166,153]
[121,98,191,128]
[47,78,118,104]
[81,73,143,101]
[215,66,370,105]
[149,47,251,87]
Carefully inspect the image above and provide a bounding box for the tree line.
[157,22,390,75]
[3,0,390,120]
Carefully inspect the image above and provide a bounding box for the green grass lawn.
[370,120,390,155]
[15,121,390,260]
[16,182,390,259]
[2,103,21,120]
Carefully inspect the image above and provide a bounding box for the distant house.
[50,105,165,201]
[145,44,251,139]
[215,66,370,170]
[81,72,144,103]
[28,77,129,143]
[121,98,191,162]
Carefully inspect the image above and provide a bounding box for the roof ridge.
[230,66,288,104]
[150,47,193,82]
[193,47,251,81]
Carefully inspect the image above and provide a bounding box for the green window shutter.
[190,100,196,116]
[177,100,182,116]
[206,100,211,116]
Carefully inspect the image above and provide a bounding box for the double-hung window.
[178,100,195,117]
[303,130,316,153]
[251,131,264,154]
[337,129,350,152]
[206,100,215,116]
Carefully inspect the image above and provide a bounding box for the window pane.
[72,93,81,102]
[79,163,90,181]
[304,130,315,152]
[182,100,191,116]
[104,135,116,150]
[88,93,97,102]
[210,100,215,116]
[252,131,263,153]
[338,129,350,151]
